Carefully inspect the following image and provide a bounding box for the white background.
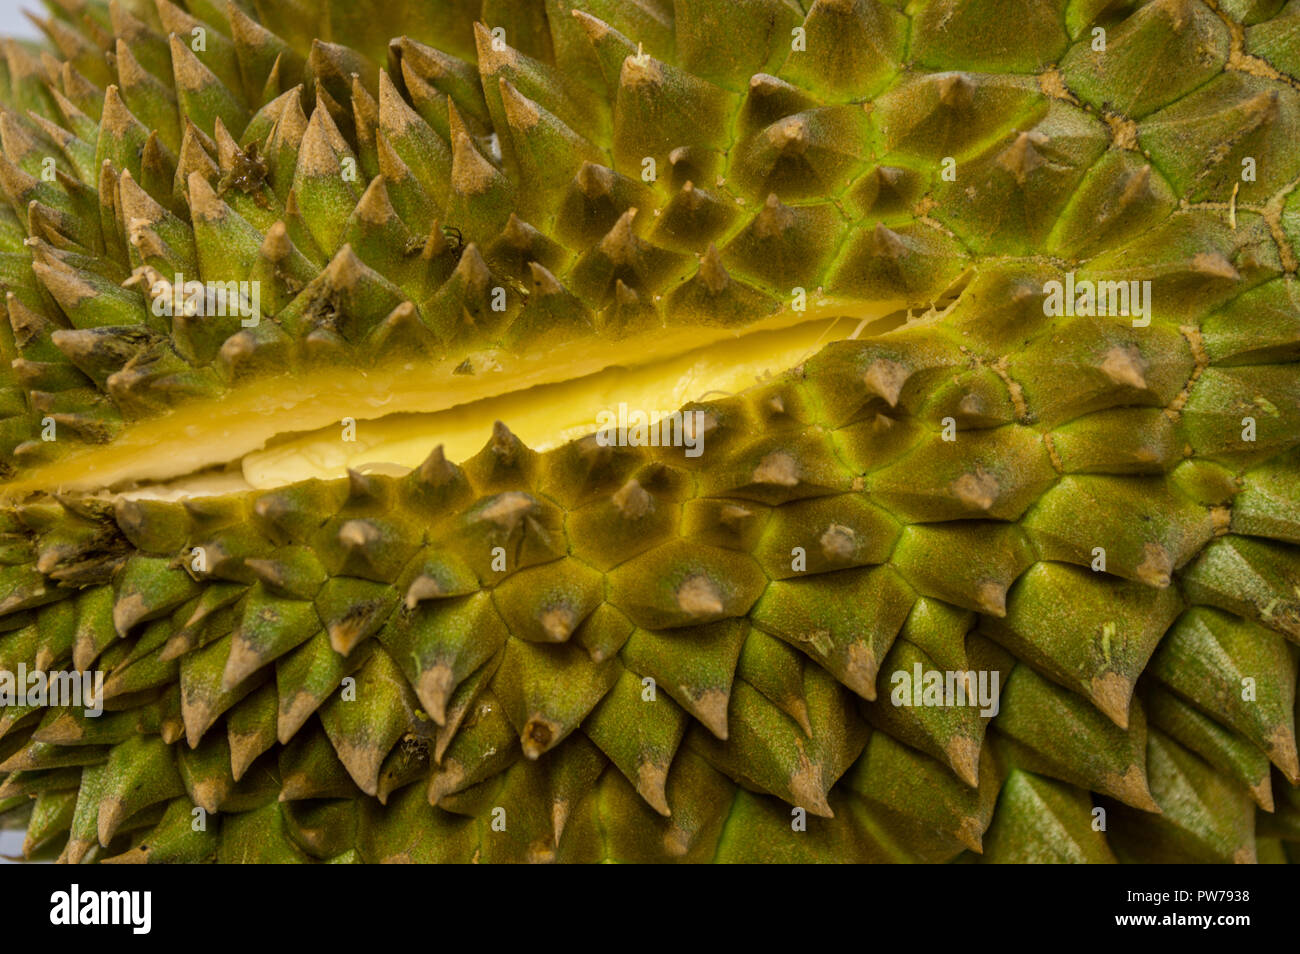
[0,829,21,861]
[0,1,41,40]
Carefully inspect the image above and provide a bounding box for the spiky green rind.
[0,0,1298,481]
[0,0,1299,863]
[1,304,1298,861]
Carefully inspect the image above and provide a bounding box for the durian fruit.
[0,0,1298,864]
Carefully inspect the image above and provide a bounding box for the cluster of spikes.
[3,322,1300,861]
[0,0,1297,862]
[2,0,1298,475]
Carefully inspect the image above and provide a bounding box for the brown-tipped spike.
[996,131,1045,185]
[576,160,614,199]
[871,221,908,260]
[404,574,445,609]
[243,558,286,591]
[527,259,564,296]
[788,757,834,819]
[420,223,449,260]
[951,469,999,512]
[327,618,371,656]
[946,737,981,788]
[1269,726,1300,785]
[611,479,652,519]
[1097,348,1149,392]
[749,451,799,488]
[416,664,454,726]
[1091,671,1134,730]
[675,575,724,617]
[96,798,127,848]
[598,208,640,263]
[450,129,496,196]
[520,715,562,760]
[338,519,380,552]
[412,444,459,488]
[1135,544,1173,589]
[819,524,856,562]
[698,243,729,294]
[692,689,730,741]
[323,244,367,291]
[62,838,94,866]
[787,697,813,737]
[770,115,810,154]
[753,192,794,239]
[186,169,226,221]
[637,761,672,817]
[221,637,263,692]
[1189,251,1240,281]
[678,179,705,212]
[937,72,975,109]
[476,491,535,530]
[863,358,909,407]
[1108,763,1161,813]
[330,739,381,797]
[346,468,382,503]
[974,581,1008,617]
[353,174,397,227]
[490,419,524,458]
[955,816,985,854]
[539,606,578,642]
[498,75,540,130]
[261,220,291,262]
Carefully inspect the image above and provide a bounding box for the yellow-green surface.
[0,0,1299,863]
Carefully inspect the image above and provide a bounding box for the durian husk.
[0,0,1298,863]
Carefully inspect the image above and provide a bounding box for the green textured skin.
[0,0,1298,863]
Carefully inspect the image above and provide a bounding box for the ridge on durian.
[0,0,1298,864]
